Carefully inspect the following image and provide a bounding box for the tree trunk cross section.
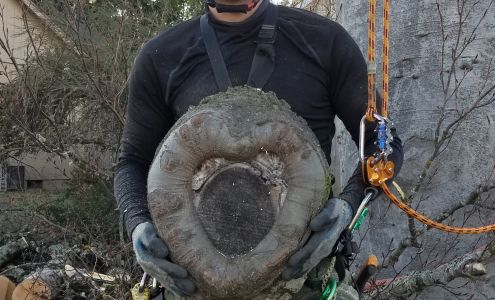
[197,165,276,256]
[148,87,331,299]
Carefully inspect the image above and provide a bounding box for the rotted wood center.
[195,160,283,256]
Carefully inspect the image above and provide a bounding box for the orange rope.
[366,0,495,234]
[366,0,377,121]
[381,183,495,234]
[381,0,390,118]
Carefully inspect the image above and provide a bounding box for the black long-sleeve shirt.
[114,2,403,236]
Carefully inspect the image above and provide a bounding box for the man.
[114,0,403,297]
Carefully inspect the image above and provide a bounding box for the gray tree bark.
[333,0,495,298]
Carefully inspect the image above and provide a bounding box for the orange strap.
[366,0,495,234]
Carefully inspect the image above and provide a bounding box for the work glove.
[281,198,353,280]
[132,222,196,296]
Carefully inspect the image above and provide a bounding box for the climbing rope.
[366,0,377,122]
[363,0,495,234]
[381,183,495,234]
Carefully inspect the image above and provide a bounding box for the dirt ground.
[3,190,491,300]
[0,189,57,234]
[0,189,139,299]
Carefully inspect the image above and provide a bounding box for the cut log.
[0,275,16,300]
[11,268,62,300]
[148,87,332,299]
[12,280,51,300]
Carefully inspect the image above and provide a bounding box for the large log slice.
[148,87,332,299]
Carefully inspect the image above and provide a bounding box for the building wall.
[0,0,58,83]
[1,1,76,189]
[7,152,72,181]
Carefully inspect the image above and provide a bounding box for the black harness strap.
[200,14,232,91]
[247,4,278,89]
[200,4,278,90]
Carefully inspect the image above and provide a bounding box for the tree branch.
[368,239,495,298]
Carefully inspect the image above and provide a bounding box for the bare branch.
[369,239,495,298]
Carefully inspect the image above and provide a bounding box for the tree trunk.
[333,0,495,298]
[148,87,332,299]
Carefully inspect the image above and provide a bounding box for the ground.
[0,189,139,299]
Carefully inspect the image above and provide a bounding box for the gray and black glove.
[282,198,353,280]
[132,222,196,296]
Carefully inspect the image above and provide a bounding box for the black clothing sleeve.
[114,47,174,236]
[327,22,403,214]
[114,160,150,237]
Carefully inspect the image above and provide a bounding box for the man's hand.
[281,198,353,280]
[132,222,196,296]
